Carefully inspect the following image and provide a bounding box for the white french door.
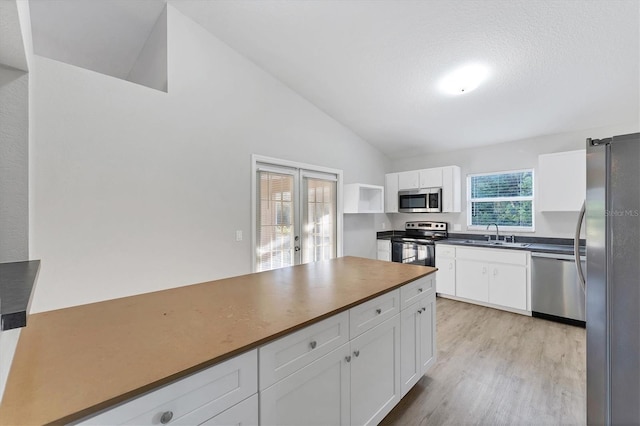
[252,156,342,272]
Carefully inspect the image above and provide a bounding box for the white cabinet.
[435,246,455,296]
[349,290,399,338]
[377,239,391,262]
[201,394,258,426]
[538,149,586,211]
[384,173,399,213]
[419,168,443,188]
[260,343,351,426]
[488,263,527,310]
[400,292,436,397]
[79,350,258,425]
[388,166,461,213]
[456,259,490,302]
[261,315,401,426]
[344,183,384,214]
[259,278,430,426]
[259,312,349,390]
[441,166,461,213]
[350,315,401,426]
[453,247,530,312]
[397,171,420,190]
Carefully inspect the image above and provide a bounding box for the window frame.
[251,154,344,272]
[466,168,535,233]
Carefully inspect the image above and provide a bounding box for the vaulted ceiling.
[27,0,640,158]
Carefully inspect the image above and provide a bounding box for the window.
[467,170,534,231]
[252,156,343,272]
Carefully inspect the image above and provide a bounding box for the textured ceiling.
[23,1,640,158]
[173,0,640,158]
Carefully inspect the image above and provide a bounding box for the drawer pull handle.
[376,308,382,315]
[160,411,174,424]
[421,307,426,312]
[309,340,317,349]
[353,350,360,357]
[345,355,351,363]
[417,309,422,314]
[418,288,423,292]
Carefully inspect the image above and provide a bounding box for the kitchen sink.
[461,240,531,248]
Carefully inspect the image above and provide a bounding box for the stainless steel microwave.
[398,188,442,213]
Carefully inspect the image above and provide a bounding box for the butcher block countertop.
[0,256,435,425]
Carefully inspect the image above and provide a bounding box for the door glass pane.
[303,178,337,264]
[257,171,295,272]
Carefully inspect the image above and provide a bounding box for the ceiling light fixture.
[438,64,490,95]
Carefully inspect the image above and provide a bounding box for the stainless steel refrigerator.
[585,132,640,424]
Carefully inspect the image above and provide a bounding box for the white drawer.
[436,245,455,258]
[79,350,257,425]
[259,311,349,390]
[456,247,528,265]
[199,394,258,426]
[377,240,391,251]
[349,290,400,338]
[400,276,434,309]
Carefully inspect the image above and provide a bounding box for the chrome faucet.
[486,223,499,241]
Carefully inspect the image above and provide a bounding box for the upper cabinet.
[538,150,586,212]
[397,168,443,190]
[385,174,399,213]
[386,166,461,213]
[419,168,443,188]
[344,183,384,214]
[397,171,420,190]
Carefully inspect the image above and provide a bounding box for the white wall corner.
[126,5,168,92]
[0,0,29,71]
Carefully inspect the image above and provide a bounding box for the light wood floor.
[381,297,586,426]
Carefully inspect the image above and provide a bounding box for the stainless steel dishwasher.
[531,252,586,326]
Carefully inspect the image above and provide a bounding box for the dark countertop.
[437,239,585,256]
[0,260,40,330]
[378,231,585,256]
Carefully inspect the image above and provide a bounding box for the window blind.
[469,170,534,228]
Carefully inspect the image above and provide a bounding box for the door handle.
[294,246,300,252]
[574,200,586,291]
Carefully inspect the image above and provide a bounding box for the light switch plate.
[236,230,243,241]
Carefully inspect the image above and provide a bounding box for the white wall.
[387,123,639,237]
[0,328,21,402]
[0,66,29,262]
[29,5,389,313]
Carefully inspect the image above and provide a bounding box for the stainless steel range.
[391,221,448,267]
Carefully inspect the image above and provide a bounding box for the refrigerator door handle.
[574,200,586,291]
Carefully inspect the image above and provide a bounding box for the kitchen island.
[0,256,436,425]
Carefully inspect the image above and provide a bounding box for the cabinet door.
[488,263,527,310]
[260,343,350,426]
[455,259,489,302]
[441,166,461,213]
[400,303,421,397]
[419,168,443,188]
[384,173,399,213]
[418,293,436,375]
[200,394,258,426]
[350,315,401,426]
[538,150,586,211]
[398,171,420,190]
[435,257,455,296]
